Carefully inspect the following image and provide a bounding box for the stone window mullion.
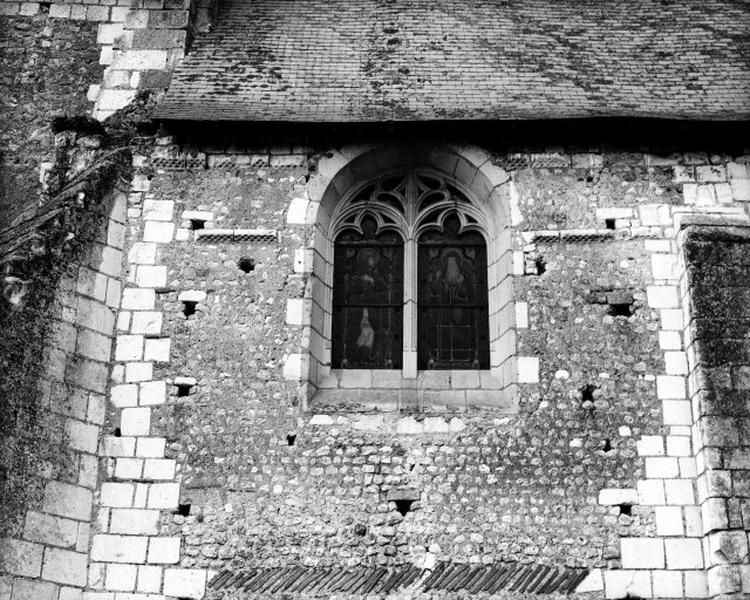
[402,237,418,378]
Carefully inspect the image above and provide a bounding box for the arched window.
[330,169,490,375]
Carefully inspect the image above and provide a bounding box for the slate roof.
[205,562,590,596]
[153,0,750,123]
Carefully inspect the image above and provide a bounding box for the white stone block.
[41,547,87,586]
[136,266,167,288]
[178,290,207,302]
[665,538,703,569]
[293,248,314,273]
[664,351,688,375]
[148,537,181,564]
[646,285,679,309]
[137,565,162,593]
[603,571,651,599]
[143,459,176,480]
[658,331,681,350]
[120,407,151,436]
[646,457,679,478]
[655,505,684,536]
[142,200,174,222]
[121,288,155,310]
[283,353,307,380]
[596,207,634,220]
[136,437,166,458]
[114,457,143,479]
[22,511,78,548]
[684,570,708,598]
[286,298,311,326]
[115,335,144,361]
[128,243,157,265]
[665,479,695,505]
[517,356,539,383]
[125,362,153,383]
[666,435,691,456]
[65,419,99,454]
[286,197,310,225]
[104,563,137,591]
[102,435,135,458]
[652,570,682,598]
[147,483,179,510]
[110,50,167,71]
[43,481,93,521]
[100,483,134,508]
[117,312,131,332]
[143,222,175,243]
[663,400,692,425]
[109,508,160,535]
[96,23,124,45]
[144,338,171,363]
[636,435,664,456]
[131,311,163,335]
[90,534,147,563]
[576,568,603,593]
[96,89,136,112]
[621,538,664,569]
[656,375,686,399]
[140,380,167,406]
[731,178,750,202]
[684,505,703,536]
[339,369,372,388]
[660,308,684,331]
[163,568,206,598]
[515,302,528,328]
[651,253,677,280]
[597,488,638,506]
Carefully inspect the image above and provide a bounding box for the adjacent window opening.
[605,218,616,230]
[395,499,415,517]
[113,427,121,437]
[608,303,633,317]
[534,256,547,275]
[238,257,256,273]
[182,300,197,317]
[286,434,297,446]
[189,219,206,230]
[177,503,191,516]
[618,504,633,517]
[175,382,193,397]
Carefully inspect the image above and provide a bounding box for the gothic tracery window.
[331,169,490,372]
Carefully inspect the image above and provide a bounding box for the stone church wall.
[89,130,749,599]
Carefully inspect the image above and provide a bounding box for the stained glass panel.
[331,217,403,369]
[417,215,490,370]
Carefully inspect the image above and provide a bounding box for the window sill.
[313,369,517,412]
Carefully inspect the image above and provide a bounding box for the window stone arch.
[285,143,519,413]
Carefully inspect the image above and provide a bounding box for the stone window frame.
[329,167,492,374]
[285,143,524,412]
